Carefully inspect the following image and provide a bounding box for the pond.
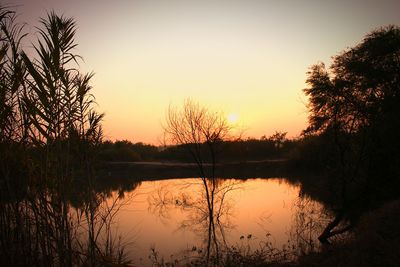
[98,177,330,265]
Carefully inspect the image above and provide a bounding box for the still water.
[100,178,328,265]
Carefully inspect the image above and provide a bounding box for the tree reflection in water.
[147,178,337,266]
[289,194,330,256]
[148,178,242,265]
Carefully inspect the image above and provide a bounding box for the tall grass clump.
[0,6,131,267]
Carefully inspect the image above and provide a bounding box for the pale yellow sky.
[13,0,400,144]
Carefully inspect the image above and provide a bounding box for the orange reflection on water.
[104,178,323,264]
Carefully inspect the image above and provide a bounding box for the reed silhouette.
[2,3,400,266]
[0,7,132,267]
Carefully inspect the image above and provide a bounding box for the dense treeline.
[98,131,296,163]
[98,140,159,161]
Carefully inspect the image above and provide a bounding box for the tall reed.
[0,6,130,267]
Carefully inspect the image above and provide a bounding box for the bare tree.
[163,99,232,264]
[164,99,230,179]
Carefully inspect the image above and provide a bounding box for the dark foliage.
[159,137,294,163]
[0,7,131,267]
[96,132,297,164]
[301,25,400,243]
[97,140,159,162]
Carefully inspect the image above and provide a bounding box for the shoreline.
[96,159,291,180]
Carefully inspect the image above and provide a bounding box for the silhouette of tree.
[303,25,400,244]
[304,25,400,135]
[163,99,231,264]
[164,99,230,179]
[268,131,287,148]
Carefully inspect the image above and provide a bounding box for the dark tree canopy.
[304,25,400,135]
[302,25,400,244]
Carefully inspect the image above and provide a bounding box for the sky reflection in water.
[101,178,326,264]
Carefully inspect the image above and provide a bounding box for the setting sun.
[2,2,399,266]
[227,113,239,124]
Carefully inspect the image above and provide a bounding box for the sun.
[227,113,239,124]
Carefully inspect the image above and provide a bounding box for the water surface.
[101,178,327,264]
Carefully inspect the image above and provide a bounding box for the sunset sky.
[12,0,400,144]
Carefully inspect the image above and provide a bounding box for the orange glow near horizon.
[14,0,400,144]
